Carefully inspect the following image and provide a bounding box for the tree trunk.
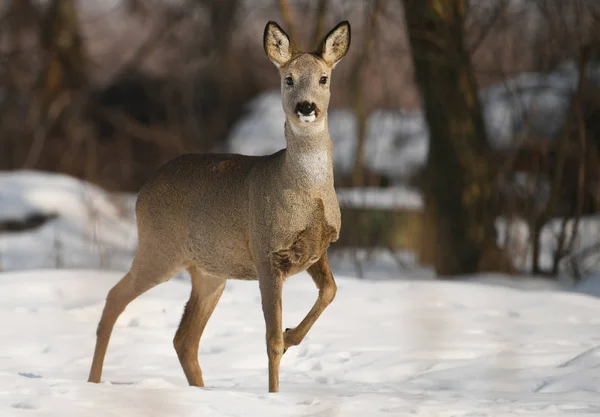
[24,0,88,169]
[39,0,87,104]
[349,0,381,187]
[402,0,502,276]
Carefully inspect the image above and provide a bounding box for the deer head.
[263,21,351,128]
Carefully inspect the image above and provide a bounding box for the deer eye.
[319,76,328,85]
[285,76,293,86]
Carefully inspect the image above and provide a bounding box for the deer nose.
[295,101,316,116]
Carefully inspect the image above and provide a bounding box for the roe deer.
[87,20,351,393]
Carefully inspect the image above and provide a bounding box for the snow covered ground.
[4,269,600,416]
[4,170,600,415]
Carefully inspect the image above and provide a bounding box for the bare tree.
[402,0,510,276]
[311,0,330,47]
[530,46,591,275]
[24,0,88,169]
[349,0,382,187]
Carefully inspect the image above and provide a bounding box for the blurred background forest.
[2,0,600,282]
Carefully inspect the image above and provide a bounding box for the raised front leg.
[284,251,337,352]
[258,262,285,393]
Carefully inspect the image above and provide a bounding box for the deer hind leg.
[283,251,337,352]
[173,266,226,387]
[88,253,183,384]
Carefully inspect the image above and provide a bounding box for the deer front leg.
[258,262,285,393]
[284,251,337,352]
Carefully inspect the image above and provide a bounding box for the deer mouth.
[297,110,319,123]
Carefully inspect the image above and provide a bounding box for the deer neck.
[283,116,334,188]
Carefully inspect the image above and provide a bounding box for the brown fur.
[87,20,351,393]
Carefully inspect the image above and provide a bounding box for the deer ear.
[318,21,351,68]
[264,21,297,68]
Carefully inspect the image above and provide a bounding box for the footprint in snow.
[18,372,42,379]
[296,346,309,358]
[200,345,224,355]
[297,398,320,406]
[315,375,335,384]
[336,351,353,363]
[12,401,37,410]
[128,317,140,327]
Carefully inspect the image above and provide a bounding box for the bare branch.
[112,5,190,81]
[563,82,588,261]
[531,45,591,273]
[467,0,509,53]
[277,0,299,49]
[350,0,382,187]
[95,106,184,151]
[311,0,330,47]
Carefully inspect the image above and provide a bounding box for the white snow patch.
[2,170,600,413]
[2,269,600,415]
[0,170,137,272]
[336,186,423,210]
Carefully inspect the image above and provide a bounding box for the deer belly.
[186,229,258,280]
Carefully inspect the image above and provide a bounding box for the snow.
[3,269,600,415]
[0,170,137,272]
[3,170,600,414]
[336,186,423,210]
[3,166,600,413]
[573,273,600,297]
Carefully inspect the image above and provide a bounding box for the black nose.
[295,101,316,116]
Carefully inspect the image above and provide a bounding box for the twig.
[94,106,184,150]
[531,45,591,273]
[467,0,509,53]
[564,84,587,256]
[22,90,72,168]
[388,245,411,271]
[112,1,192,81]
[311,0,329,47]
[277,0,299,48]
[350,0,382,187]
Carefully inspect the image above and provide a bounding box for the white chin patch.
[298,112,316,123]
